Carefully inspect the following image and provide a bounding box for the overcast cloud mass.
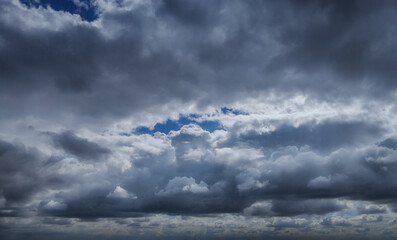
[1,0,397,239]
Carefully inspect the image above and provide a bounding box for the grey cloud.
[226,141,397,202]
[379,137,397,150]
[34,126,397,219]
[158,0,220,27]
[360,215,383,223]
[2,0,397,129]
[357,205,387,215]
[39,186,144,219]
[41,217,72,226]
[270,199,345,216]
[267,218,309,230]
[0,1,189,125]
[267,0,397,94]
[321,218,352,228]
[244,199,345,217]
[238,120,382,153]
[157,176,209,196]
[0,140,42,203]
[388,203,397,213]
[48,131,110,160]
[0,139,64,217]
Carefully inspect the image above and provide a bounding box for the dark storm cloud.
[33,127,397,219]
[0,140,42,203]
[0,139,66,206]
[1,0,397,126]
[1,126,395,220]
[379,137,397,150]
[235,120,383,153]
[244,199,345,217]
[270,199,345,216]
[39,188,145,219]
[0,19,100,93]
[266,0,397,94]
[158,0,220,26]
[41,217,72,226]
[48,131,110,160]
[236,147,397,201]
[0,0,190,123]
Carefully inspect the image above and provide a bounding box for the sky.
[1,0,397,239]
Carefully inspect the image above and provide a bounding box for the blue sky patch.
[198,120,223,132]
[134,115,223,135]
[221,107,246,115]
[20,0,98,22]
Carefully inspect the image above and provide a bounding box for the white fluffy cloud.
[157,177,209,196]
[108,186,138,199]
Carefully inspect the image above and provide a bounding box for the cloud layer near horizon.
[2,0,397,239]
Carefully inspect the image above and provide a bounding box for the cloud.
[1,0,397,131]
[244,199,345,217]
[1,0,397,239]
[0,140,42,203]
[321,217,352,228]
[48,131,110,160]
[107,186,137,199]
[237,120,383,153]
[157,177,209,196]
[41,200,67,211]
[379,137,397,150]
[266,218,310,231]
[22,122,396,220]
[356,204,387,215]
[41,217,72,226]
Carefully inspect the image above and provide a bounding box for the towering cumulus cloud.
[1,0,397,239]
